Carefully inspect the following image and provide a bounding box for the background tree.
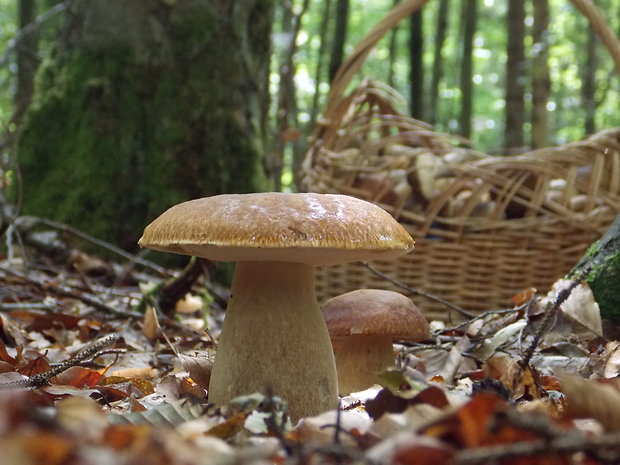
[409,10,424,119]
[428,0,449,126]
[15,0,273,248]
[581,24,598,135]
[13,0,37,125]
[458,0,477,140]
[531,0,550,149]
[504,0,526,153]
[329,0,349,82]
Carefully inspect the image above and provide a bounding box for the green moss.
[16,2,272,249]
[587,248,620,324]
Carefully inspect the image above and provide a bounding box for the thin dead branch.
[520,267,591,368]
[0,334,120,390]
[361,261,475,318]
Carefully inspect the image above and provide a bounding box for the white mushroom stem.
[208,261,338,420]
[334,334,396,395]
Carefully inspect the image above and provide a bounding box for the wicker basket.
[300,1,620,322]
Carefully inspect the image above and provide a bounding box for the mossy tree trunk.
[16,0,273,249]
[570,213,620,324]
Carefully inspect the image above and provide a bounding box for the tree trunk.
[429,0,449,126]
[570,214,620,324]
[308,0,333,132]
[531,0,550,149]
[386,0,401,88]
[581,25,598,136]
[16,0,273,249]
[504,0,526,153]
[273,0,308,191]
[13,0,38,125]
[329,0,349,82]
[409,10,424,119]
[459,0,476,140]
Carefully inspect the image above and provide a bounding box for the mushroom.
[138,192,414,420]
[322,289,430,395]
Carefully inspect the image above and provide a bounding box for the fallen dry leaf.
[561,373,620,431]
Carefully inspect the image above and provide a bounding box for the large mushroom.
[322,289,430,395]
[138,192,414,420]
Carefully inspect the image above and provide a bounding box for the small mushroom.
[322,289,430,395]
[139,193,414,420]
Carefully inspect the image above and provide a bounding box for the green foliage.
[280,0,620,154]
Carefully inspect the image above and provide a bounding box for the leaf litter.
[0,235,619,464]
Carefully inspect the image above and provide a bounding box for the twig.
[0,334,120,390]
[361,262,475,318]
[519,268,590,368]
[456,408,620,464]
[0,265,143,319]
[440,298,534,333]
[157,257,206,315]
[13,216,174,277]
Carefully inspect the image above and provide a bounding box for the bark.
[581,25,598,136]
[409,10,424,119]
[570,214,620,324]
[13,0,38,125]
[386,0,400,88]
[531,0,550,149]
[16,0,273,249]
[429,0,449,125]
[459,0,477,140]
[504,0,526,153]
[308,0,332,132]
[329,0,349,82]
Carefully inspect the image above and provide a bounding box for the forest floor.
[0,220,619,465]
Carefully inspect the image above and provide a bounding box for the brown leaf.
[55,366,104,388]
[561,373,620,431]
[0,337,17,365]
[19,355,52,377]
[366,386,449,419]
[0,432,74,465]
[178,351,214,389]
[142,305,160,341]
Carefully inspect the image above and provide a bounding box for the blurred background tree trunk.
[531,0,550,149]
[409,10,424,119]
[13,0,37,125]
[458,0,477,140]
[581,25,598,136]
[504,0,526,153]
[16,0,273,249]
[429,0,449,126]
[329,0,349,82]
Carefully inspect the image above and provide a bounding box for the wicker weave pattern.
[302,82,620,321]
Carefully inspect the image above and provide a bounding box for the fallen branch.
[361,261,475,318]
[0,334,120,390]
[0,265,143,319]
[519,267,590,368]
[456,408,620,464]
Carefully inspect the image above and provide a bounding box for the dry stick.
[0,334,120,390]
[456,408,620,464]
[0,265,143,319]
[361,262,475,318]
[519,267,590,369]
[13,216,174,277]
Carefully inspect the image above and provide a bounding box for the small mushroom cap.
[322,289,430,341]
[138,192,414,266]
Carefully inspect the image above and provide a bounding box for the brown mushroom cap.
[323,289,430,342]
[138,192,414,266]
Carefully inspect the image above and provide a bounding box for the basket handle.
[571,0,620,75]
